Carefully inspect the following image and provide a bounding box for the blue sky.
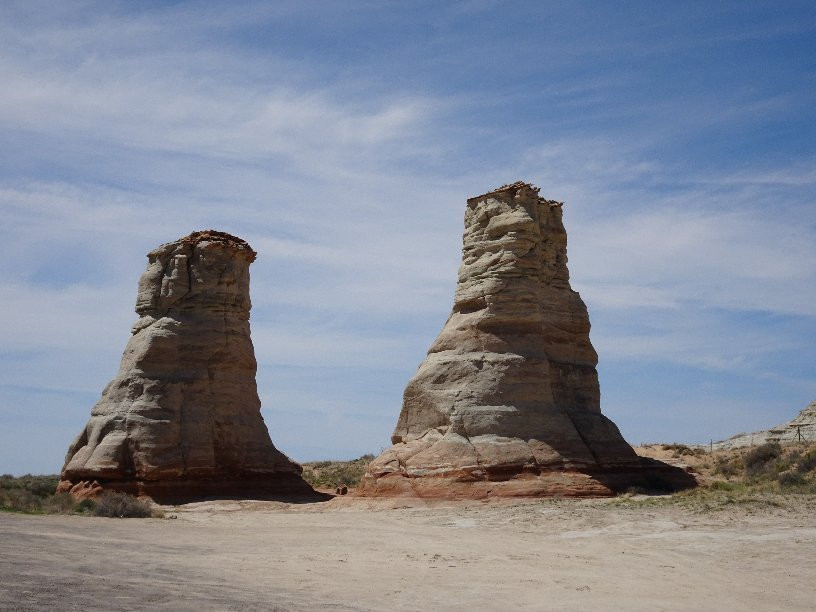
[1,1,815,474]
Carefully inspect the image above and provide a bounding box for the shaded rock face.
[712,401,816,450]
[360,183,695,498]
[58,231,314,502]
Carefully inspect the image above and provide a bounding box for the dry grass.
[0,474,159,518]
[5,442,814,514]
[92,491,154,518]
[0,474,83,515]
[625,441,816,512]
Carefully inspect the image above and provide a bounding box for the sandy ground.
[1,495,814,611]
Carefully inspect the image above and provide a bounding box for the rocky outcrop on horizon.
[711,400,816,450]
[58,230,315,502]
[359,182,695,498]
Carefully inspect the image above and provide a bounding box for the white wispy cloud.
[1,2,814,470]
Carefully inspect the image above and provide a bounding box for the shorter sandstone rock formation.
[58,230,319,503]
[359,182,696,498]
[712,400,816,450]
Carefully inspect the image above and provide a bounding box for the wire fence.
[703,425,814,453]
[642,426,815,453]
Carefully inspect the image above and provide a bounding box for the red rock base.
[356,459,697,499]
[57,475,329,504]
[56,480,104,500]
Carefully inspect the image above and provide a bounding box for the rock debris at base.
[58,230,314,502]
[360,182,695,498]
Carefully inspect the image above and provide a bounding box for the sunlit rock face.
[58,230,315,502]
[360,182,696,498]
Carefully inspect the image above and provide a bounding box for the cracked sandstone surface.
[58,231,315,502]
[359,182,695,498]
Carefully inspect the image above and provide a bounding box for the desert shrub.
[92,491,152,518]
[797,449,816,473]
[0,475,154,516]
[743,443,782,478]
[709,480,745,492]
[661,443,702,457]
[0,474,65,513]
[778,471,807,488]
[75,498,96,514]
[713,458,740,478]
[0,474,60,497]
[43,492,80,514]
[0,488,42,512]
[301,454,375,489]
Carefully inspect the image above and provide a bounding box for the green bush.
[778,471,807,488]
[0,488,42,512]
[713,458,740,478]
[92,491,152,518]
[743,443,782,478]
[44,492,80,513]
[709,480,744,492]
[797,449,816,473]
[0,475,155,518]
[75,498,96,514]
[301,454,375,489]
[0,474,64,513]
[0,474,60,497]
[661,443,704,457]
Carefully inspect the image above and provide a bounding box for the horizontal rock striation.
[58,230,317,502]
[359,183,695,498]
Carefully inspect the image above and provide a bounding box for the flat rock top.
[467,180,562,206]
[152,230,257,261]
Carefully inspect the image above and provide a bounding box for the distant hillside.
[712,400,816,450]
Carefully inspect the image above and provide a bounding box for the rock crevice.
[58,230,315,502]
[359,182,695,498]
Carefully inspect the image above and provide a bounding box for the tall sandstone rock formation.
[58,231,314,502]
[359,182,695,498]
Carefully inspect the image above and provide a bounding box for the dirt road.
[1,497,814,611]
